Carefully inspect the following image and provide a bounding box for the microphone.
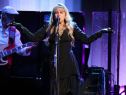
[57,17,60,22]
[56,17,60,28]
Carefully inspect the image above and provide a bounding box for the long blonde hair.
[46,3,75,45]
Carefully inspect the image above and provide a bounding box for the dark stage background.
[0,11,86,95]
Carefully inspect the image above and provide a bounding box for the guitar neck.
[0,42,32,58]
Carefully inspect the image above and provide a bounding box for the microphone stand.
[53,18,60,95]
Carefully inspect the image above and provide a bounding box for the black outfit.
[20,23,102,95]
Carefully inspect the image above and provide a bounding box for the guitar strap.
[7,26,15,68]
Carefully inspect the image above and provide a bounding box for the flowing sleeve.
[73,23,102,44]
[20,22,49,42]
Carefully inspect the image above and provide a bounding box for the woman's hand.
[100,27,115,33]
[8,22,24,30]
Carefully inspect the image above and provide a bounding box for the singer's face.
[54,7,66,23]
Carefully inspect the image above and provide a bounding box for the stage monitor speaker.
[80,67,105,95]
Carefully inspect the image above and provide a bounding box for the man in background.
[0,6,38,94]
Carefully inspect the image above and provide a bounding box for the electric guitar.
[0,42,33,66]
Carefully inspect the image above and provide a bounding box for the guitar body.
[0,44,9,66]
[0,58,8,66]
[0,42,33,66]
